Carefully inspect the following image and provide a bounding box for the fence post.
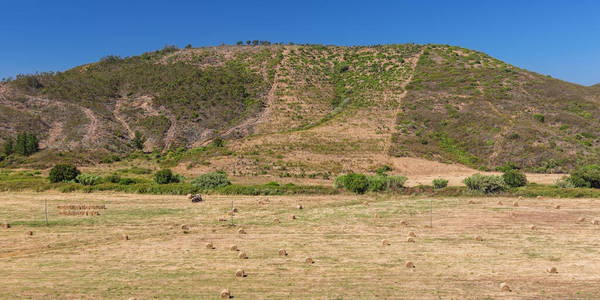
[45,199,48,226]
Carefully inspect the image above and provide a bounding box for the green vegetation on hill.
[1,43,599,173]
[392,44,600,172]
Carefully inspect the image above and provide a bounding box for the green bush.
[375,165,392,175]
[367,175,407,192]
[495,162,519,172]
[533,113,545,123]
[154,169,179,184]
[463,173,507,194]
[119,178,136,185]
[190,171,231,190]
[554,176,574,188]
[100,154,121,164]
[341,173,369,194]
[502,169,527,187]
[132,131,146,150]
[75,174,103,186]
[432,178,449,189]
[568,164,600,188]
[104,173,121,183]
[336,173,406,194]
[49,164,80,183]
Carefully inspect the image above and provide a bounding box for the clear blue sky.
[1,0,599,86]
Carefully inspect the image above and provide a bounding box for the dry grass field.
[1,192,600,299]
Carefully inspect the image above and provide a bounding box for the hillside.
[0,44,598,173]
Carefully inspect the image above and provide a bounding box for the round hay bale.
[497,200,503,205]
[531,225,538,230]
[238,228,246,234]
[235,269,245,277]
[547,266,558,274]
[554,204,561,209]
[305,257,314,264]
[406,237,415,243]
[408,231,416,237]
[220,289,230,299]
[577,217,586,223]
[468,200,475,204]
[257,200,264,205]
[1,223,10,229]
[475,235,483,241]
[278,249,288,256]
[232,208,238,213]
[191,194,203,203]
[297,204,303,210]
[513,201,519,207]
[290,215,296,220]
[400,220,407,225]
[26,231,33,236]
[230,245,238,251]
[121,234,129,241]
[238,252,248,259]
[181,224,189,231]
[500,282,511,292]
[206,242,214,249]
[536,195,543,200]
[218,217,227,222]
[405,261,415,269]
[382,239,390,246]
[273,217,280,223]
[592,219,600,225]
[186,194,193,200]
[374,213,381,218]
[518,196,524,200]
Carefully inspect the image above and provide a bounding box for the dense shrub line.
[335,173,407,194]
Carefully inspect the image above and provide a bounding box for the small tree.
[568,164,600,188]
[2,137,14,155]
[14,133,38,156]
[502,169,527,187]
[49,164,80,183]
[154,169,179,184]
[236,41,243,45]
[132,131,146,150]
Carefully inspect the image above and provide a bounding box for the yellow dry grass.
[1,192,600,299]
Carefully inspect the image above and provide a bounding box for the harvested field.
[0,192,599,298]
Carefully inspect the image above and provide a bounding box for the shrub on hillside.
[49,164,80,183]
[495,162,519,172]
[432,178,449,189]
[463,173,507,194]
[154,169,179,184]
[190,171,231,190]
[554,176,575,188]
[75,174,102,186]
[336,173,369,194]
[568,164,600,188]
[336,173,406,194]
[367,175,407,192]
[502,169,527,187]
